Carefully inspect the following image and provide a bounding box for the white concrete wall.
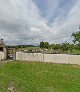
[16,52,80,64]
[0,51,5,60]
[16,52,43,62]
[43,54,80,64]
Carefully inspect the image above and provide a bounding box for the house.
[0,39,7,60]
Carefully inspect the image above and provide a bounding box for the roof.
[0,39,6,47]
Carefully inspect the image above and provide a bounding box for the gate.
[7,48,16,60]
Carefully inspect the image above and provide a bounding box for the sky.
[0,0,80,45]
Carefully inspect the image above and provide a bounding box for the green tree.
[50,44,56,49]
[44,42,49,49]
[40,41,49,49]
[40,41,45,48]
[61,42,70,51]
[72,31,80,44]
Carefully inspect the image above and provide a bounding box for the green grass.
[63,49,80,55]
[71,49,80,55]
[21,46,40,50]
[0,61,80,92]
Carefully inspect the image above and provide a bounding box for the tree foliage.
[40,41,49,49]
[72,31,80,44]
[61,42,73,51]
[40,41,44,48]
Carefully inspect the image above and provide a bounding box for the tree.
[55,44,61,50]
[40,41,44,48]
[72,31,80,44]
[40,41,49,49]
[44,42,49,49]
[61,42,70,51]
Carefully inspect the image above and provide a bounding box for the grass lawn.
[20,46,40,50]
[0,61,80,92]
[64,49,80,55]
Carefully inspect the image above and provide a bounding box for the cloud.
[0,0,80,45]
[0,0,49,45]
[50,0,80,43]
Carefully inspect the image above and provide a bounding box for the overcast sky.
[0,0,80,45]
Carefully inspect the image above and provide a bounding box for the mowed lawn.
[0,61,80,92]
